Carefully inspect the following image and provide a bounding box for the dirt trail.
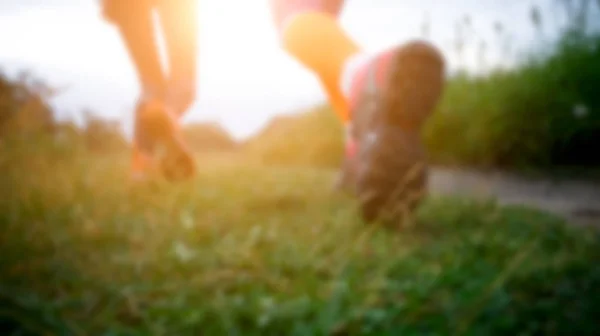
[428,168,600,227]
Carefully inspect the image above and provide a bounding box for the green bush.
[244,105,344,168]
[83,114,128,154]
[424,33,600,168]
[183,122,239,152]
[0,71,55,137]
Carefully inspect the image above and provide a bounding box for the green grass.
[1,135,599,335]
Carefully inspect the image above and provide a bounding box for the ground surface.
[430,168,600,227]
[1,138,599,335]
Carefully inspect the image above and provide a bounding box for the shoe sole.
[353,40,445,227]
[138,101,196,181]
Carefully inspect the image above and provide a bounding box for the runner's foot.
[131,99,195,182]
[338,40,446,227]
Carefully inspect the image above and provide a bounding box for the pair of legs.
[103,0,385,169]
[104,0,446,224]
[103,0,357,159]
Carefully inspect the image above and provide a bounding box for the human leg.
[102,0,195,181]
[156,0,199,117]
[269,0,447,226]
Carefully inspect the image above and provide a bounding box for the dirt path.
[428,168,600,227]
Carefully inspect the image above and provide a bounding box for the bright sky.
[0,0,570,140]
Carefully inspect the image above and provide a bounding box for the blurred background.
[0,0,599,169]
[2,3,600,333]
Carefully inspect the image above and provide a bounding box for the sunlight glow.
[0,0,568,139]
